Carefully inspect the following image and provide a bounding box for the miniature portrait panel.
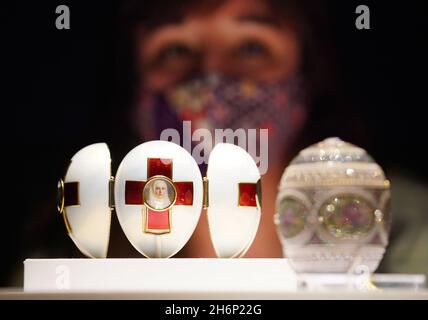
[143,177,176,210]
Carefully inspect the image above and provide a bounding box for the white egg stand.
[23,258,426,298]
[23,259,295,293]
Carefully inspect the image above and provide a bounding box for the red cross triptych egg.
[57,141,262,258]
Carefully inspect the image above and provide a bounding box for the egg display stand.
[12,258,427,299]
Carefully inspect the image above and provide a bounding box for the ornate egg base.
[284,244,386,274]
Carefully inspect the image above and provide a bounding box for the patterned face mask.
[133,74,306,164]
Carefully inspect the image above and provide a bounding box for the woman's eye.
[157,43,193,63]
[236,40,268,58]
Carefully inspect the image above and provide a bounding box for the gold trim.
[143,206,172,234]
[383,179,390,188]
[57,179,65,214]
[58,180,81,211]
[142,175,177,211]
[61,181,80,235]
[109,176,115,209]
[62,208,73,234]
[203,177,209,209]
[256,178,262,209]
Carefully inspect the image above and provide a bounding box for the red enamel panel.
[147,208,170,230]
[148,158,172,179]
[175,182,194,205]
[125,180,146,204]
[239,183,257,207]
[64,182,79,206]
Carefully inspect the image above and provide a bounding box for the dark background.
[1,0,427,286]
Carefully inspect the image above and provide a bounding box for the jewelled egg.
[275,137,391,273]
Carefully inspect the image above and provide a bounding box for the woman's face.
[153,181,167,198]
[137,0,301,92]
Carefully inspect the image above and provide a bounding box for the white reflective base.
[23,258,426,297]
[24,258,297,293]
